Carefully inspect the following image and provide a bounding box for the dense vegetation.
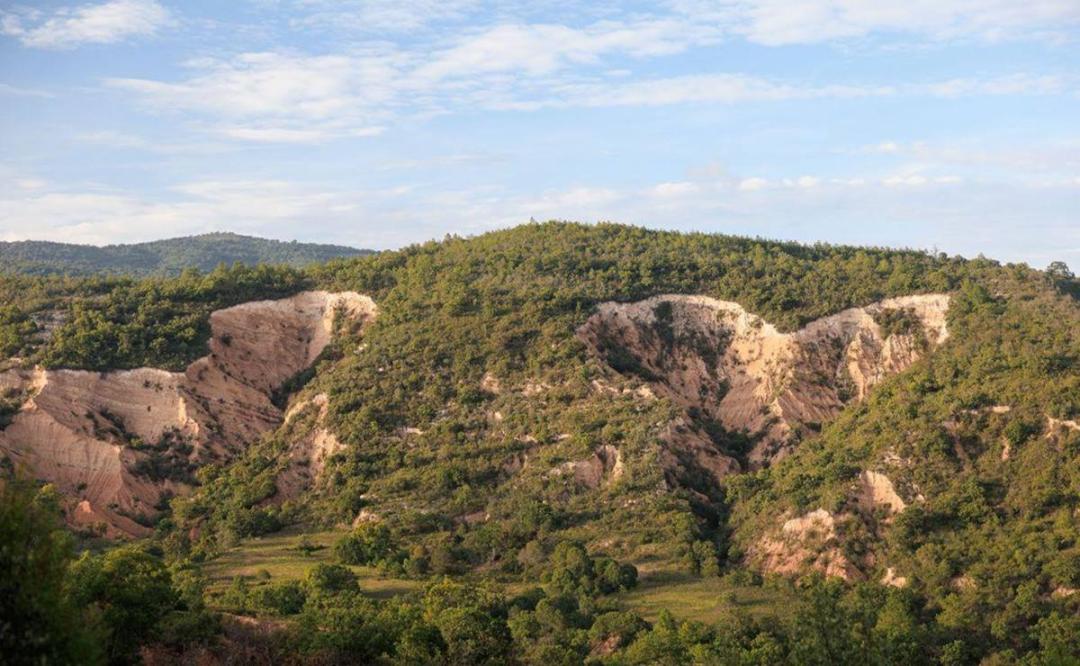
[2,222,1079,664]
[0,263,310,370]
[0,232,370,277]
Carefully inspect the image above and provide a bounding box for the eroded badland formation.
[0,291,375,536]
[2,288,951,582]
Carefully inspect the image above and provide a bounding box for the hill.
[1,222,1079,664]
[0,232,371,276]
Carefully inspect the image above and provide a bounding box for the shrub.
[306,564,358,594]
[335,522,398,566]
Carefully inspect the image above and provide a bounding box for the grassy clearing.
[200,528,421,600]
[200,530,790,625]
[617,571,793,625]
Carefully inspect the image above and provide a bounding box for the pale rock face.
[550,444,624,489]
[578,293,949,581]
[750,509,859,579]
[579,294,950,470]
[750,470,910,579]
[857,471,907,517]
[951,575,976,591]
[352,508,381,526]
[0,291,376,537]
[1046,416,1080,435]
[480,372,503,394]
[881,567,909,588]
[275,392,348,502]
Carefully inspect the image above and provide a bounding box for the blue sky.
[0,0,1078,267]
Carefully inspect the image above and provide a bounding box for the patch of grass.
[616,571,792,625]
[200,528,421,601]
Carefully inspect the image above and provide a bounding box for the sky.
[0,1,1078,267]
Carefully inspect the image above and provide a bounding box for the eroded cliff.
[578,294,950,484]
[0,291,375,537]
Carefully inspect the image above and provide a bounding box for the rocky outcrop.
[749,469,912,580]
[881,567,908,588]
[275,392,348,501]
[579,294,949,468]
[657,418,741,491]
[750,509,859,579]
[579,294,948,580]
[857,471,907,517]
[1046,416,1080,436]
[0,291,375,537]
[550,444,624,489]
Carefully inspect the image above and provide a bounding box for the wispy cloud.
[515,72,1070,109]
[0,178,404,245]
[0,83,54,98]
[674,0,1080,46]
[282,0,481,34]
[1,0,169,49]
[108,40,1072,141]
[280,0,1080,46]
[414,19,720,80]
[107,51,396,142]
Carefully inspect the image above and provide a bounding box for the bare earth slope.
[578,294,950,481]
[0,291,375,537]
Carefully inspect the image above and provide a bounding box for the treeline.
[0,233,369,277]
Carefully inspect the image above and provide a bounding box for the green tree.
[335,522,397,566]
[422,579,512,665]
[68,545,178,663]
[306,563,359,594]
[0,480,104,665]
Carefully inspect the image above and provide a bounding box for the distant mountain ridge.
[0,232,372,276]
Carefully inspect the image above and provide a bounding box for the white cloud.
[855,139,1080,179]
[696,0,1080,46]
[916,73,1067,97]
[497,71,1071,111]
[517,74,891,109]
[284,0,480,33]
[108,51,398,142]
[14,178,48,190]
[737,177,769,191]
[74,129,236,155]
[872,141,900,154]
[284,0,1080,46]
[415,19,719,81]
[883,174,929,187]
[91,1,1073,145]
[0,179,390,245]
[0,83,54,98]
[1,0,169,49]
[650,181,701,197]
[110,54,1074,142]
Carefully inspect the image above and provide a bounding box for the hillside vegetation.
[1,222,1078,665]
[0,232,370,277]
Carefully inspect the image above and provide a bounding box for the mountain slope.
[2,222,1078,663]
[0,232,371,276]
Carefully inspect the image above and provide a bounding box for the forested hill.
[0,232,371,276]
[3,222,1080,664]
